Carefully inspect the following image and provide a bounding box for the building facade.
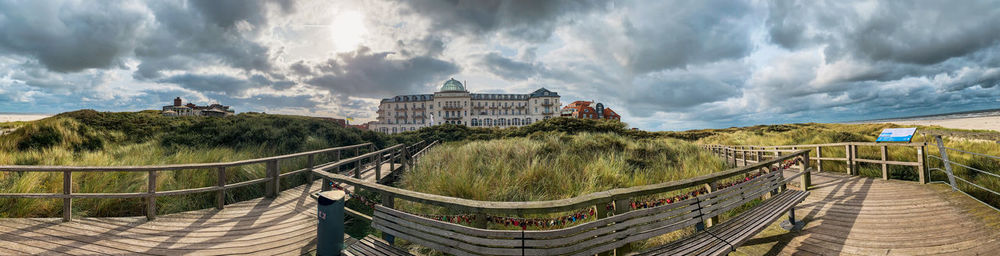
[560,101,621,121]
[370,78,561,134]
[162,97,235,117]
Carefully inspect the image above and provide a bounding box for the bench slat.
[699,177,783,218]
[373,222,481,256]
[373,210,521,248]
[641,189,808,256]
[695,192,803,256]
[697,173,780,211]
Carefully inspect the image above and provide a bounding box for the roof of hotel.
[440,78,466,92]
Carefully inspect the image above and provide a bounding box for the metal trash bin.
[316,190,346,256]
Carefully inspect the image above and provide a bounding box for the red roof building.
[560,101,621,121]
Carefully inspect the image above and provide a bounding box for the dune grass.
[398,132,726,203]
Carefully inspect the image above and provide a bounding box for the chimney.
[174,97,182,106]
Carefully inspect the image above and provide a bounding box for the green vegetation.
[397,132,725,203]
[0,110,411,218]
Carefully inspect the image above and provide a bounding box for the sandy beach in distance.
[0,114,52,123]
[885,116,1000,132]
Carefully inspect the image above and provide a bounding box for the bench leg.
[788,208,796,225]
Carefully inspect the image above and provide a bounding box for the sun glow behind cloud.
[330,10,368,52]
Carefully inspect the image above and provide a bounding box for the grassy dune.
[399,132,725,202]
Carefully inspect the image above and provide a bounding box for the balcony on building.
[395,106,407,111]
[541,102,554,106]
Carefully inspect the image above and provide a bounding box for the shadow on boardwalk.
[736,171,1000,256]
[0,162,400,255]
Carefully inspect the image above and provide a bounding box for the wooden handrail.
[0,141,402,221]
[0,143,374,172]
[311,150,809,215]
[702,141,928,183]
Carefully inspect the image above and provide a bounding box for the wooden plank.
[851,158,920,166]
[372,222,480,256]
[372,210,521,248]
[374,197,701,240]
[648,190,803,256]
[362,236,411,256]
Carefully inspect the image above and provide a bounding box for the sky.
[1,0,1000,131]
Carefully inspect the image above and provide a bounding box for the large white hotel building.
[369,78,561,134]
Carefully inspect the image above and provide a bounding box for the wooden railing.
[0,141,423,222]
[702,142,929,183]
[312,147,811,254]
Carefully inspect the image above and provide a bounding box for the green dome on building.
[440,78,466,92]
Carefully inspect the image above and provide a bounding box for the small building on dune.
[162,97,234,117]
[560,101,621,121]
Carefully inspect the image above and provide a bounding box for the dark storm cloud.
[474,52,538,80]
[133,0,280,80]
[392,0,608,42]
[622,0,755,74]
[0,1,148,73]
[628,72,742,117]
[767,0,1000,65]
[158,73,293,95]
[304,47,459,98]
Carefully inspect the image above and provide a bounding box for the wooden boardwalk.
[737,170,1000,256]
[0,162,400,255]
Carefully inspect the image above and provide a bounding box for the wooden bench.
[344,235,413,256]
[368,168,808,256]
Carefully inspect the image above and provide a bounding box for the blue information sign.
[876,128,917,142]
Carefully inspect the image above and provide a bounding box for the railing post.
[917,145,928,184]
[381,193,396,244]
[815,146,823,172]
[742,147,748,166]
[354,159,362,194]
[881,145,888,180]
[307,154,316,183]
[935,136,958,190]
[390,149,396,172]
[704,183,719,226]
[404,146,412,172]
[147,170,157,221]
[266,160,279,199]
[63,171,72,222]
[802,152,811,191]
[217,167,226,210]
[846,144,855,175]
[375,151,382,183]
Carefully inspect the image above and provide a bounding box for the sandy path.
[0,114,51,122]
[887,115,1000,132]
